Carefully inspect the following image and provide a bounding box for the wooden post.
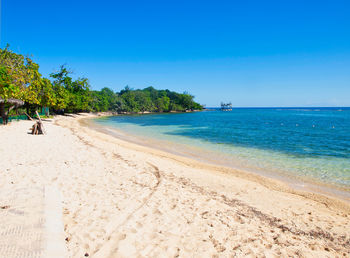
[35,111,42,122]
[35,111,46,134]
[25,112,34,121]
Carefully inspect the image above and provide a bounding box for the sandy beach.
[1,114,349,257]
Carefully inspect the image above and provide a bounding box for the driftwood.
[24,112,34,121]
[29,111,46,135]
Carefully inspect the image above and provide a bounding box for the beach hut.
[0,97,24,124]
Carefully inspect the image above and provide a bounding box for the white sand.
[1,114,349,257]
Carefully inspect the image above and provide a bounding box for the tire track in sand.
[92,162,161,258]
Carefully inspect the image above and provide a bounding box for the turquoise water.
[94,108,350,191]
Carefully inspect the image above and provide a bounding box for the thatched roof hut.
[0,97,25,124]
[0,97,24,106]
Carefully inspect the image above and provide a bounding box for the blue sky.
[1,0,350,107]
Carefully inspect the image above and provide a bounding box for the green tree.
[121,91,139,112]
[134,91,154,112]
[50,65,92,113]
[1,47,203,117]
[0,66,18,100]
[115,86,202,113]
[21,59,44,106]
[0,46,57,119]
[69,77,92,112]
[155,96,170,112]
[0,46,39,101]
[39,78,56,109]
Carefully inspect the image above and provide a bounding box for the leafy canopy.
[0,46,203,115]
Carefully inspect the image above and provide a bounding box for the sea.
[93,108,350,199]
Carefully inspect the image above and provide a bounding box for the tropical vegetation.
[0,46,202,122]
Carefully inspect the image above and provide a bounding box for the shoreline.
[1,113,350,256]
[87,114,350,207]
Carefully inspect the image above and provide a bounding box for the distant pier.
[221,102,232,111]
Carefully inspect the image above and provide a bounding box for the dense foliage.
[0,46,203,117]
[91,86,203,113]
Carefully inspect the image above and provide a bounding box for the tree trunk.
[0,104,17,125]
[6,105,15,116]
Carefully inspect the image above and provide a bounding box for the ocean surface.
[93,108,350,195]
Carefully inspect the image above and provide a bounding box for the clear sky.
[1,0,350,107]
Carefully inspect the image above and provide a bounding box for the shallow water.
[94,108,350,192]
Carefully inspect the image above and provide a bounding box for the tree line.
[0,46,203,118]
